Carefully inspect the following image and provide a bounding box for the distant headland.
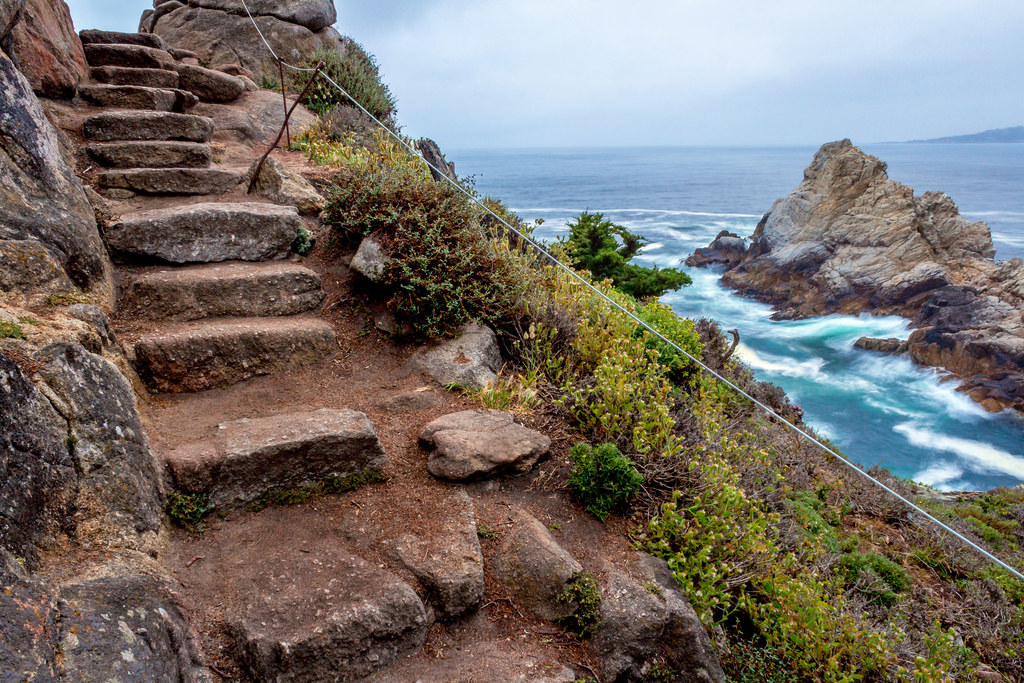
[907,125,1024,143]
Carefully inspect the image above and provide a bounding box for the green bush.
[567,442,643,522]
[635,301,703,386]
[835,551,910,607]
[0,321,25,339]
[291,226,313,255]
[557,211,691,299]
[166,491,215,533]
[556,572,602,638]
[322,155,528,340]
[291,44,396,121]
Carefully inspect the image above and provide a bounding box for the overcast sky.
[69,0,1024,149]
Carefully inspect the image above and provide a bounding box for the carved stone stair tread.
[120,261,324,321]
[83,43,176,71]
[91,65,180,89]
[164,407,387,507]
[79,29,167,50]
[83,111,213,142]
[79,84,197,112]
[228,546,427,681]
[105,201,302,264]
[86,141,211,169]
[131,316,337,393]
[97,167,241,195]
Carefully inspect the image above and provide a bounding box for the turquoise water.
[451,144,1024,491]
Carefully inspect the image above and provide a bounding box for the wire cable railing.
[234,0,1024,581]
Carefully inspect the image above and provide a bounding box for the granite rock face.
[0,50,111,292]
[2,0,87,98]
[690,139,1023,412]
[151,4,345,83]
[0,238,78,303]
[189,0,336,31]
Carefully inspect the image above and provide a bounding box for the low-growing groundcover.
[294,104,1024,681]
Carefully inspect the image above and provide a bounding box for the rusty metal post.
[278,58,290,148]
[248,61,325,194]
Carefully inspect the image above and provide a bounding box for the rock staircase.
[79,30,356,494]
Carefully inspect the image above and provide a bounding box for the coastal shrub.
[321,143,528,339]
[635,300,703,386]
[556,572,602,638]
[567,442,643,521]
[836,551,910,607]
[166,491,215,533]
[291,44,396,121]
[557,211,691,299]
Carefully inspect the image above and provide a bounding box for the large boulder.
[0,353,76,568]
[247,155,324,215]
[189,0,336,32]
[0,0,25,42]
[2,0,87,98]
[409,323,503,390]
[419,409,551,481]
[152,5,345,83]
[32,343,165,553]
[57,574,210,681]
[594,554,725,683]
[0,50,111,293]
[192,89,317,144]
[493,509,582,621]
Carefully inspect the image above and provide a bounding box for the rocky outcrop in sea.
[688,139,1024,412]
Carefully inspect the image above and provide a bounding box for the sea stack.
[688,139,1024,412]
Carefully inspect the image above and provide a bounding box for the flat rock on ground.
[229,546,428,682]
[420,409,551,481]
[165,407,387,508]
[409,323,503,390]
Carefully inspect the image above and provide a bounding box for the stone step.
[79,29,167,50]
[79,84,197,112]
[97,167,240,195]
[176,64,244,103]
[132,316,337,392]
[86,141,211,169]
[83,43,176,71]
[91,65,179,89]
[165,408,387,507]
[120,262,323,321]
[83,111,213,143]
[229,547,427,681]
[105,202,302,264]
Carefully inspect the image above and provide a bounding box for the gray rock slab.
[381,388,440,412]
[79,83,196,112]
[420,409,550,481]
[230,547,428,682]
[165,408,386,508]
[83,110,214,142]
[0,354,76,568]
[0,51,109,290]
[493,509,582,621]
[32,343,165,552]
[350,234,387,282]
[82,42,176,70]
[79,29,167,49]
[90,65,180,88]
[105,202,301,263]
[120,261,323,321]
[0,549,58,680]
[97,167,241,196]
[86,141,211,169]
[409,323,502,390]
[132,316,337,393]
[248,155,324,215]
[58,574,210,682]
[389,489,484,620]
[176,63,244,102]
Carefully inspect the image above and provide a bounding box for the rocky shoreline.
[687,139,1024,413]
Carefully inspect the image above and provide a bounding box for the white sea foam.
[895,423,1024,481]
[914,461,966,490]
[734,343,826,380]
[512,207,762,219]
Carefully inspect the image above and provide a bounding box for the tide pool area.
[454,144,1024,490]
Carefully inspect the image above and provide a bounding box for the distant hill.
[908,126,1024,143]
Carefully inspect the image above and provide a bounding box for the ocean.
[450,143,1024,492]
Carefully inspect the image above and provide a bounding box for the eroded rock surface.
[419,409,550,481]
[3,0,87,98]
[248,155,324,215]
[689,139,1024,412]
[410,323,503,390]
